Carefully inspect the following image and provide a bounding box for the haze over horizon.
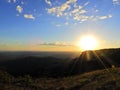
[0,0,120,51]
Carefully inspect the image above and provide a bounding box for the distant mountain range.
[0,48,120,78]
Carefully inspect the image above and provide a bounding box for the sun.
[79,35,97,51]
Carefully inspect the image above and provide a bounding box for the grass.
[0,67,120,90]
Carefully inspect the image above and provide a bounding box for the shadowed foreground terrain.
[0,48,120,89]
[0,68,120,90]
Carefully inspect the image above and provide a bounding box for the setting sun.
[79,35,97,51]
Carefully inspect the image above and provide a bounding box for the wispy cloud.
[45,0,52,6]
[47,0,113,23]
[113,0,119,5]
[38,42,75,47]
[46,0,91,22]
[47,0,77,17]
[108,14,112,18]
[16,5,23,13]
[65,22,69,26]
[7,0,11,3]
[99,16,108,20]
[7,0,17,3]
[99,15,112,20]
[74,15,88,21]
[13,0,17,3]
[24,14,35,20]
[0,43,8,47]
[21,1,25,5]
[84,1,90,6]
[56,24,62,27]
[7,0,115,22]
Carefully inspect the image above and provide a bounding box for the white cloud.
[13,0,16,3]
[79,10,87,14]
[60,3,71,11]
[99,16,108,20]
[47,0,77,16]
[108,14,112,18]
[16,5,23,13]
[74,15,89,21]
[99,15,112,20]
[66,0,77,4]
[45,0,52,6]
[24,14,35,20]
[7,0,17,3]
[47,0,88,21]
[47,0,113,23]
[84,1,89,6]
[47,7,57,14]
[56,24,62,27]
[47,2,71,17]
[72,6,83,13]
[113,0,119,5]
[65,22,69,26]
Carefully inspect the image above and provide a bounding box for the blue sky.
[0,0,120,51]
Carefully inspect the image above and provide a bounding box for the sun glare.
[79,35,97,51]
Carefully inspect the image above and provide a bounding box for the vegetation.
[0,48,120,89]
[0,68,120,90]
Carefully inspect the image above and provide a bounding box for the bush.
[0,70,14,83]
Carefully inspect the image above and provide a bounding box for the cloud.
[0,43,8,47]
[16,5,23,13]
[47,0,77,17]
[13,0,16,3]
[56,24,62,27]
[47,0,113,23]
[47,7,57,14]
[99,16,108,20]
[7,0,17,3]
[21,1,25,5]
[24,14,35,20]
[65,22,69,26]
[113,0,119,5]
[47,0,91,22]
[7,0,11,3]
[38,42,74,47]
[45,0,52,6]
[99,15,112,20]
[108,14,113,18]
[47,3,71,17]
[74,15,88,21]
[84,1,90,6]
[72,6,83,13]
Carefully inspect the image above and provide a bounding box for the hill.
[0,48,120,77]
[70,48,120,75]
[0,68,120,90]
[0,56,72,77]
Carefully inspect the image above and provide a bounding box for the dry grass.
[0,68,120,90]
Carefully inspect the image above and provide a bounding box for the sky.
[0,0,120,51]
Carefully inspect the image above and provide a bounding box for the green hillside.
[0,67,120,90]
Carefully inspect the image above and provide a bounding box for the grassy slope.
[1,68,120,90]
